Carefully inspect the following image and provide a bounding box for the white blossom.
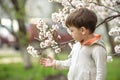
[52,24,59,31]
[52,12,60,22]
[36,19,45,29]
[40,42,46,48]
[70,8,76,13]
[107,56,113,62]
[39,35,44,40]
[114,36,120,43]
[88,3,96,10]
[54,47,61,53]
[39,31,45,40]
[45,40,51,46]
[61,0,70,7]
[57,35,61,39]
[109,27,120,36]
[114,44,120,54]
[51,40,57,45]
[45,31,53,38]
[27,45,39,57]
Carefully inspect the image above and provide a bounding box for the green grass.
[106,57,120,80]
[0,53,120,80]
[0,63,67,80]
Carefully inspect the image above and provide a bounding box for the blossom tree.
[27,0,120,61]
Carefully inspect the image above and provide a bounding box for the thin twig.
[34,39,75,55]
[35,37,74,46]
[96,14,120,27]
[67,0,76,9]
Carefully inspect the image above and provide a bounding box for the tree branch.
[96,14,120,27]
[11,0,20,11]
[34,37,74,47]
[67,0,76,9]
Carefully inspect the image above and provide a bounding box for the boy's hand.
[40,57,55,67]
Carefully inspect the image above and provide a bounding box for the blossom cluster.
[109,27,120,54]
[27,18,62,57]
[27,45,39,57]
[37,19,62,53]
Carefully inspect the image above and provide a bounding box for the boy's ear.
[81,27,87,35]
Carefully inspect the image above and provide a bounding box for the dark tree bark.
[11,0,32,69]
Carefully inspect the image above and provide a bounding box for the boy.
[40,8,107,80]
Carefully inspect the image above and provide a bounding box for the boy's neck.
[80,33,94,45]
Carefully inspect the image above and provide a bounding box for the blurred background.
[0,0,120,80]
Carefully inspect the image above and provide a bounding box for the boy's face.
[69,26,85,42]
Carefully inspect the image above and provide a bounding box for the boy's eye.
[71,30,74,32]
[70,29,73,32]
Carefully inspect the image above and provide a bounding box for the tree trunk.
[17,19,32,69]
[104,22,115,54]
[20,46,32,69]
[11,0,32,69]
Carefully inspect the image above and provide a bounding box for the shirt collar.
[82,34,101,45]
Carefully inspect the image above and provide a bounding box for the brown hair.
[65,8,97,33]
